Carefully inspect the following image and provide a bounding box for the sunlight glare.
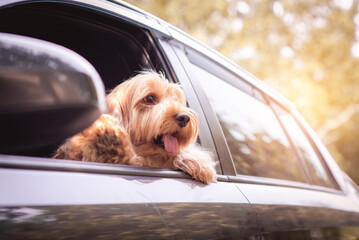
[272,1,284,17]
[332,0,353,11]
[351,42,359,58]
[280,46,294,58]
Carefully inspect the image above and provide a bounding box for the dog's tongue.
[163,134,179,154]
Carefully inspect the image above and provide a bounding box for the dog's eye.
[143,95,156,104]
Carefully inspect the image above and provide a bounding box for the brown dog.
[54,71,217,184]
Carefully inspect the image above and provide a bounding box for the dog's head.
[106,71,198,156]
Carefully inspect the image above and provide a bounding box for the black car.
[0,1,358,239]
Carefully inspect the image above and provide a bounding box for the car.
[0,0,358,239]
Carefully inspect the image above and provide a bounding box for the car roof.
[0,0,295,111]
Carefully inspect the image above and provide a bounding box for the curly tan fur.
[54,71,216,184]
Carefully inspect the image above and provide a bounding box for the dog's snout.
[175,113,190,128]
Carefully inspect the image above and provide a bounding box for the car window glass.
[272,103,333,188]
[191,64,307,182]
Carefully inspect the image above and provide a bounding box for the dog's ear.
[106,82,131,127]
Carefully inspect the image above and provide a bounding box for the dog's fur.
[54,71,217,184]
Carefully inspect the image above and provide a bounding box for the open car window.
[0,1,172,157]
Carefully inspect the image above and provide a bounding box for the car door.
[169,34,359,240]
[0,1,261,239]
[0,156,261,239]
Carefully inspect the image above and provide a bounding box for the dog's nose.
[175,113,190,128]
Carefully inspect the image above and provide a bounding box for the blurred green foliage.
[126,0,359,184]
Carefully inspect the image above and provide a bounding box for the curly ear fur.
[106,80,132,129]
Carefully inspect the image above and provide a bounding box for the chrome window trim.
[229,174,343,195]
[1,154,343,193]
[0,155,229,182]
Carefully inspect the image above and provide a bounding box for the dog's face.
[106,71,198,156]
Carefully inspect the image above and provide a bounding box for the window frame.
[0,1,230,181]
[268,98,340,189]
[174,42,343,193]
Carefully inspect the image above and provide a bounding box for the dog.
[54,71,217,184]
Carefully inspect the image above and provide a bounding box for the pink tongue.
[163,134,179,154]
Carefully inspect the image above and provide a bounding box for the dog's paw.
[61,114,138,164]
[128,155,145,167]
[198,164,217,184]
[191,161,217,184]
[173,158,217,184]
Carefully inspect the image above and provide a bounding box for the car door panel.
[236,183,359,240]
[0,155,260,239]
[0,204,169,239]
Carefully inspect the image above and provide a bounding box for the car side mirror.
[0,33,106,154]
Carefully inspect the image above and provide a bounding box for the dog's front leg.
[54,114,143,166]
[173,145,217,184]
